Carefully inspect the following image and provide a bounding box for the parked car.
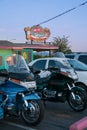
[65,53,87,65]
[28,57,78,81]
[67,59,87,88]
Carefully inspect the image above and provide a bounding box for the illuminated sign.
[24,25,50,42]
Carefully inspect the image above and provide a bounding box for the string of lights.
[37,1,87,26]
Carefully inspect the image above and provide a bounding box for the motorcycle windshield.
[6,54,30,73]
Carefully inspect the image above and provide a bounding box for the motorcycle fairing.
[0,80,30,102]
[23,93,40,100]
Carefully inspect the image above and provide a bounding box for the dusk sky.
[0,0,87,52]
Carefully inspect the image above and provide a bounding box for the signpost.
[24,25,50,42]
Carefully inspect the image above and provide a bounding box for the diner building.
[0,40,58,69]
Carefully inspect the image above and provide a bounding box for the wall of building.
[0,49,13,69]
[0,48,33,70]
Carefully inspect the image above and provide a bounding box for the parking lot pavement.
[1,102,87,130]
[0,121,36,130]
[4,121,36,130]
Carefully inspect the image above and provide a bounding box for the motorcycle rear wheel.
[67,89,87,112]
[21,99,44,126]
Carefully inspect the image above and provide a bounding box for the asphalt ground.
[1,101,87,130]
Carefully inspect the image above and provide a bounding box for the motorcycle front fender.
[23,93,40,100]
[66,86,86,99]
[71,86,86,93]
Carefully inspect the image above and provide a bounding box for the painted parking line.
[4,121,37,130]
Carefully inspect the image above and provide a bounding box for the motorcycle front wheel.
[21,99,44,126]
[67,89,87,112]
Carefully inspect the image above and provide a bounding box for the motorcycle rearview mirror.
[29,66,41,74]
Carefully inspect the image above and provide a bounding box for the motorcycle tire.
[67,88,87,112]
[21,99,44,126]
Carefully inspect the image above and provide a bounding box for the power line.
[37,1,87,26]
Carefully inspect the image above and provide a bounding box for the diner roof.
[0,40,58,51]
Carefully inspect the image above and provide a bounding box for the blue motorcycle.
[0,69,44,126]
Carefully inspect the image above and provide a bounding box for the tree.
[52,35,72,54]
